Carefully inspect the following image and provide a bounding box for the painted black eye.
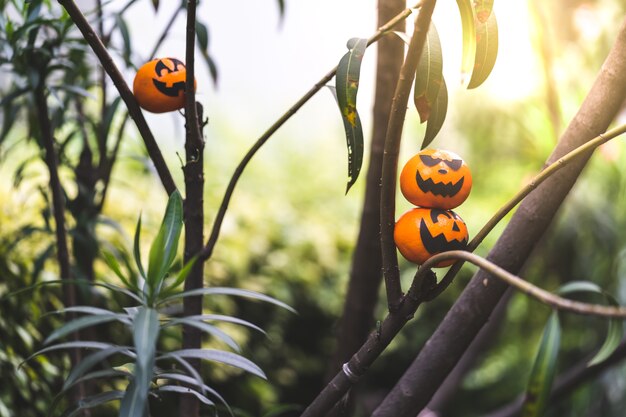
[420,155,442,167]
[443,159,463,171]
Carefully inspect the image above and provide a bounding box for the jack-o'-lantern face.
[400,149,472,210]
[394,207,469,267]
[133,58,197,113]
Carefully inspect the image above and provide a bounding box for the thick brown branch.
[372,16,626,417]
[379,0,437,311]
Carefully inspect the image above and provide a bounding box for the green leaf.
[336,37,367,194]
[455,0,477,84]
[133,215,146,280]
[184,314,266,335]
[113,14,132,65]
[63,347,135,392]
[163,317,241,352]
[421,78,448,149]
[160,287,296,314]
[45,314,130,345]
[474,0,494,23]
[151,0,159,12]
[522,312,561,417]
[161,349,266,379]
[157,385,215,406]
[276,0,285,20]
[156,372,230,411]
[467,10,498,89]
[557,281,623,366]
[102,250,138,291]
[23,341,116,367]
[147,190,183,296]
[101,96,122,145]
[120,307,160,417]
[161,257,197,296]
[66,391,125,417]
[195,20,209,52]
[414,23,443,124]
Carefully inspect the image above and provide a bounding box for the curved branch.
[420,251,626,318]
[196,2,423,263]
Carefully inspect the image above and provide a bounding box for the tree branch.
[379,0,437,311]
[372,16,626,417]
[58,0,177,195]
[197,2,423,263]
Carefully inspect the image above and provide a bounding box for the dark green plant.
[25,191,294,416]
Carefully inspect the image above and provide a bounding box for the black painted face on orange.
[419,208,468,255]
[416,154,465,197]
[152,58,186,97]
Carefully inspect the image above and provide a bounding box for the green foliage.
[25,191,292,416]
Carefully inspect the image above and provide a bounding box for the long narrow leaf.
[336,37,367,193]
[160,349,266,379]
[102,251,137,291]
[156,372,230,411]
[134,215,146,280]
[421,78,448,149]
[45,314,129,345]
[147,190,183,293]
[161,257,197,296]
[23,341,115,367]
[182,314,266,335]
[157,385,215,406]
[66,391,125,417]
[63,347,135,391]
[467,11,498,89]
[455,0,477,84]
[163,317,240,352]
[557,281,624,366]
[159,287,295,313]
[414,23,443,124]
[522,312,561,417]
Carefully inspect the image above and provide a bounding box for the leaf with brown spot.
[414,23,443,124]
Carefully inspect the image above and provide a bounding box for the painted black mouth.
[416,172,464,197]
[152,79,186,97]
[419,217,467,255]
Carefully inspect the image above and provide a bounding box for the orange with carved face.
[400,149,472,210]
[394,207,469,267]
[133,58,196,113]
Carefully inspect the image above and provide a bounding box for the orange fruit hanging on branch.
[400,149,472,210]
[133,57,197,113]
[394,207,469,267]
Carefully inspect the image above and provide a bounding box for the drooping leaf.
[151,0,159,12]
[163,317,240,352]
[185,314,266,335]
[522,312,561,417]
[414,23,443,124]
[467,10,498,89]
[455,0,477,84]
[557,281,623,366]
[160,286,296,314]
[157,385,215,406]
[44,314,129,345]
[474,0,495,23]
[24,341,116,366]
[147,190,183,295]
[276,0,285,20]
[156,372,230,411]
[63,347,135,392]
[161,349,266,379]
[335,37,367,193]
[421,78,448,149]
[66,391,125,417]
[195,20,209,52]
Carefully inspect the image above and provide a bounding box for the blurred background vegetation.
[2,0,626,416]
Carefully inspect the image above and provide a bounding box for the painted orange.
[400,149,472,210]
[133,58,196,113]
[394,207,469,267]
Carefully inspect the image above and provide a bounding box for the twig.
[420,251,626,317]
[58,0,177,195]
[197,1,423,263]
[379,0,437,312]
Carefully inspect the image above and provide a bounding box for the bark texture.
[372,16,626,417]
